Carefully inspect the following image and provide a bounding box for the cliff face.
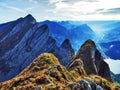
[0,53,119,90]
[0,15,74,82]
[52,39,74,66]
[71,39,112,81]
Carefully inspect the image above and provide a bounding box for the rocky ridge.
[0,15,74,82]
[0,53,119,90]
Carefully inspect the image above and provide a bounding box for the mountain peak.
[25,14,34,18]
[24,14,36,24]
[41,24,49,30]
[80,39,96,49]
[61,38,74,55]
[30,53,60,69]
[74,39,112,81]
[61,39,70,48]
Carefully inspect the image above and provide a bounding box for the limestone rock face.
[73,40,97,74]
[95,50,112,81]
[0,15,74,82]
[71,39,112,81]
[52,39,74,66]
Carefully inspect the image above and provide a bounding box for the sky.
[0,0,120,23]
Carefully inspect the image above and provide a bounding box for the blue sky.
[0,0,120,23]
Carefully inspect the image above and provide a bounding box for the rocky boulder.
[67,58,86,78]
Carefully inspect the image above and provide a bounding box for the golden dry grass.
[0,53,120,90]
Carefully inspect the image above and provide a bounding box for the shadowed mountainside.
[0,15,74,82]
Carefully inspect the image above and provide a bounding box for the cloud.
[49,0,98,5]
[1,0,120,21]
[105,58,120,74]
[0,2,26,13]
[0,2,37,14]
[48,0,61,4]
[7,6,26,13]
[29,0,48,4]
[62,0,98,4]
[98,8,120,15]
[47,0,120,20]
[25,6,38,11]
[28,0,38,4]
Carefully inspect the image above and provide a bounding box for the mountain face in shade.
[52,39,74,66]
[110,72,120,83]
[98,22,120,60]
[71,39,112,81]
[100,41,120,59]
[101,23,120,43]
[0,53,119,90]
[40,20,67,45]
[0,14,36,56]
[0,15,74,82]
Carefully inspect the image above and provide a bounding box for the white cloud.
[25,6,38,11]
[29,0,38,4]
[0,2,37,14]
[47,0,120,20]
[105,58,120,74]
[99,0,120,9]
[0,2,26,13]
[1,0,120,22]
[55,1,69,9]
[49,0,63,4]
[7,6,26,13]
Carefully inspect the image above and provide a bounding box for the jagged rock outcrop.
[40,20,67,45]
[0,53,118,90]
[67,58,87,77]
[71,39,112,81]
[0,15,74,82]
[52,39,74,66]
[95,50,112,81]
[0,14,36,56]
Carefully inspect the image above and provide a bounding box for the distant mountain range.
[40,20,120,60]
[100,41,120,59]
[40,20,97,52]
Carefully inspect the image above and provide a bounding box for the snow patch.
[109,45,114,48]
